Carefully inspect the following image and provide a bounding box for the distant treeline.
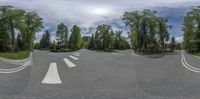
[88,24,130,51]
[1,5,199,53]
[36,24,82,52]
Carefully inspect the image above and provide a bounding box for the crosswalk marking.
[69,55,79,60]
[41,63,62,84]
[63,58,76,68]
[73,54,80,56]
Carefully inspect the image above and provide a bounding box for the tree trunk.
[10,20,15,52]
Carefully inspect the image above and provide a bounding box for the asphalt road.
[0,49,200,99]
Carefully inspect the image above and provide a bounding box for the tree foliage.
[0,6,43,52]
[88,24,130,50]
[122,9,170,52]
[170,37,176,52]
[183,7,200,53]
[56,23,68,48]
[39,30,51,49]
[69,25,82,50]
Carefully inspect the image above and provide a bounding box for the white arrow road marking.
[42,63,62,84]
[63,58,76,68]
[0,60,31,73]
[69,55,79,60]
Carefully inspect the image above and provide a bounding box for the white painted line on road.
[181,50,200,73]
[73,54,80,57]
[42,63,62,84]
[63,58,76,68]
[69,55,79,60]
[0,60,31,73]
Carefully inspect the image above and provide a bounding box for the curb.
[0,52,32,65]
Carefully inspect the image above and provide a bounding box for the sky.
[0,0,200,42]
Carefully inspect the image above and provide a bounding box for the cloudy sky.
[0,0,200,42]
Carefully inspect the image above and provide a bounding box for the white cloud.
[0,0,199,42]
[175,36,184,43]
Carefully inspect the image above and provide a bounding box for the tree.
[88,25,129,50]
[88,34,95,49]
[50,40,57,51]
[15,34,23,51]
[122,9,170,52]
[39,30,51,49]
[0,16,10,52]
[82,36,91,48]
[157,17,170,52]
[44,30,51,49]
[56,23,68,48]
[123,11,142,51]
[183,7,200,53]
[114,31,122,49]
[170,37,176,52]
[34,43,40,49]
[95,24,113,50]
[0,6,25,51]
[69,25,82,50]
[113,31,130,49]
[17,12,43,50]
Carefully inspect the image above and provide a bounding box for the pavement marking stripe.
[182,56,200,73]
[182,51,200,70]
[0,60,31,73]
[42,63,62,84]
[73,54,80,57]
[69,55,79,60]
[181,50,200,73]
[63,58,76,68]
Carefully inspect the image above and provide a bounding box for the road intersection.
[0,49,200,99]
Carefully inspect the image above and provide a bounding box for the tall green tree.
[157,17,170,51]
[123,9,170,52]
[183,7,200,53]
[69,25,82,50]
[170,37,176,52]
[88,34,95,49]
[0,6,25,51]
[39,30,51,49]
[15,34,23,51]
[56,23,68,48]
[0,15,10,51]
[95,24,113,50]
[17,12,43,50]
[123,11,142,51]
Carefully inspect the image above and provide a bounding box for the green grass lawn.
[0,51,31,60]
[194,53,200,56]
